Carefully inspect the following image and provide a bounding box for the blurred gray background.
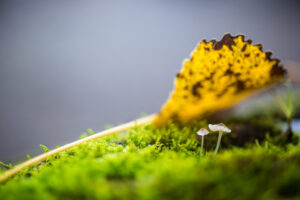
[0,0,300,163]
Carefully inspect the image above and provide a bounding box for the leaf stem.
[0,114,156,183]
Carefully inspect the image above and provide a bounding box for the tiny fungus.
[208,123,231,154]
[197,128,210,155]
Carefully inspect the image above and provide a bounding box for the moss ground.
[1,92,300,200]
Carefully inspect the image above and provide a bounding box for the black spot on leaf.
[241,44,247,52]
[192,82,203,97]
[225,69,234,75]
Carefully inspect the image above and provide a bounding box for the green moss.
[1,117,300,199]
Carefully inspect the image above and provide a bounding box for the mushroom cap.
[197,128,210,136]
[208,123,231,133]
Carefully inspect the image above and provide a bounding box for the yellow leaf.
[154,34,286,126]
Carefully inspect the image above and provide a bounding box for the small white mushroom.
[208,123,231,133]
[196,128,210,155]
[208,123,231,154]
[197,128,210,136]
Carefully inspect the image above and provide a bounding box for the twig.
[0,114,156,183]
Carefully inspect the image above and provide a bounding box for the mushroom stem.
[200,136,204,155]
[214,131,223,154]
